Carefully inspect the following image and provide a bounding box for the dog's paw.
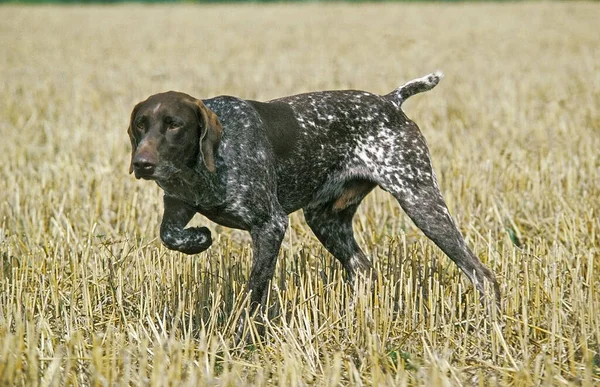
[188,226,212,252]
[161,226,212,255]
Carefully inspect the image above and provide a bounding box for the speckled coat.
[127,73,499,334]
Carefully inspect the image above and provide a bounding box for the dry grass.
[1,2,599,385]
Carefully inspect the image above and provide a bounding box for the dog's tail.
[384,71,443,108]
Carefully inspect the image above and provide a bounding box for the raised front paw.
[161,226,212,255]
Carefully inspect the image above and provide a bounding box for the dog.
[127,72,499,328]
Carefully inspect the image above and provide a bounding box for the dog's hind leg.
[385,175,499,303]
[375,138,499,303]
[303,180,377,282]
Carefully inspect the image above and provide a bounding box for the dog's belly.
[277,178,324,214]
[275,160,336,213]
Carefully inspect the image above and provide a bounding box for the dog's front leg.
[236,213,288,341]
[159,195,212,254]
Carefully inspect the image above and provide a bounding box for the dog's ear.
[193,99,222,173]
[127,102,142,174]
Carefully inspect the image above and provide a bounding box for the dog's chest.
[196,204,250,230]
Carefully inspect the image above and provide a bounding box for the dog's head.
[127,91,222,180]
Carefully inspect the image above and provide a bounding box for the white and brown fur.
[127,72,499,336]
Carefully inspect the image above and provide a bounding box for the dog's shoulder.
[246,99,301,157]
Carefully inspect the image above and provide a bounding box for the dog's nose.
[133,155,156,175]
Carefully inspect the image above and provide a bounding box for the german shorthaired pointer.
[127,72,499,323]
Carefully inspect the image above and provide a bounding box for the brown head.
[127,91,222,179]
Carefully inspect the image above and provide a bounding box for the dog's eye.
[165,118,183,130]
[135,122,145,132]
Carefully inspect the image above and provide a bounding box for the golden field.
[0,2,599,385]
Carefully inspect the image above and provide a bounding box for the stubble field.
[1,2,599,385]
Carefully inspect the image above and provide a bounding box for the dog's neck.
[156,163,226,211]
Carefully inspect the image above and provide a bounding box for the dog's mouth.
[133,161,180,182]
[134,165,175,181]
[133,169,157,180]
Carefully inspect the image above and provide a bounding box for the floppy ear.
[127,102,142,174]
[193,99,223,173]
